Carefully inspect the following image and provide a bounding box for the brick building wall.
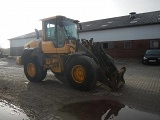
[104,39,160,58]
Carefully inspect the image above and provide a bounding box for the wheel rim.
[27,63,36,77]
[71,65,86,83]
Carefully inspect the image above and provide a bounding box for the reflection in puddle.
[60,99,160,120]
[0,100,29,120]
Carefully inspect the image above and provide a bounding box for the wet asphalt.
[0,58,160,120]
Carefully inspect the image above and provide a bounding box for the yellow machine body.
[16,15,126,91]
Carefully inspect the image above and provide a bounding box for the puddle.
[0,61,8,66]
[60,99,160,120]
[0,100,29,120]
[24,82,29,84]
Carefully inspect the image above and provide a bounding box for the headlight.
[143,57,147,60]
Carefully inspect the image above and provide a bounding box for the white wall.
[79,24,160,42]
[10,24,160,48]
[10,37,42,47]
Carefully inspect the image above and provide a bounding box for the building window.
[103,42,114,49]
[150,40,159,48]
[124,41,132,49]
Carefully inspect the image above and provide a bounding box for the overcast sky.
[0,0,160,48]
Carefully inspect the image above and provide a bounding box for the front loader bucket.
[117,67,126,88]
[109,67,126,91]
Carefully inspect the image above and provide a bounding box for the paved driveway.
[0,58,160,120]
[103,59,160,115]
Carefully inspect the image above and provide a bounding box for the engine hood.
[144,54,160,58]
[24,40,41,49]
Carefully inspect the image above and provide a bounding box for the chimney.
[129,12,136,19]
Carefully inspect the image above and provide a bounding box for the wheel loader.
[16,16,126,91]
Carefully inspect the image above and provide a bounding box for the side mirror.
[35,29,39,39]
[78,23,82,30]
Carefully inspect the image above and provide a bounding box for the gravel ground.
[0,58,160,120]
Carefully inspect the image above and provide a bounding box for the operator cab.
[41,16,79,48]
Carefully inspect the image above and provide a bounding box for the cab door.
[42,19,57,53]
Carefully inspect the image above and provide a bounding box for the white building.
[9,11,160,58]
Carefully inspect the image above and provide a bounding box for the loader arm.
[79,39,126,91]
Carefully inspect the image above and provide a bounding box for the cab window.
[44,20,56,44]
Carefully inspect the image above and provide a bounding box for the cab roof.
[40,15,77,22]
[40,15,65,21]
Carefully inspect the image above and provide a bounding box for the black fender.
[30,48,46,67]
[21,48,46,67]
[21,48,34,64]
[64,51,86,68]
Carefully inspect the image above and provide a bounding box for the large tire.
[66,56,99,91]
[24,58,47,82]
